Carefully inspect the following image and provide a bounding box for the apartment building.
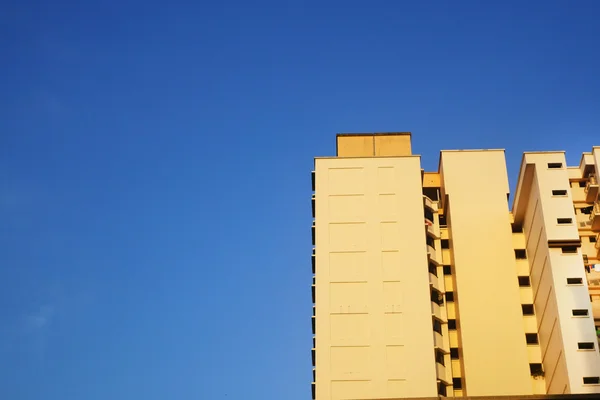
[310,133,600,400]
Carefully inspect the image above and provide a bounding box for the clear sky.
[1,1,600,399]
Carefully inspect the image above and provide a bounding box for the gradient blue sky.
[1,1,600,399]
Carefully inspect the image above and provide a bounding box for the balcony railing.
[586,174,599,203]
[428,245,441,265]
[590,200,600,230]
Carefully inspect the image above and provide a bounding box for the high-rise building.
[311,133,600,400]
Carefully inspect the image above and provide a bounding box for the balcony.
[586,174,599,203]
[426,221,440,239]
[431,301,446,322]
[436,362,450,385]
[590,200,600,231]
[434,331,449,354]
[596,233,600,257]
[587,269,600,288]
[429,272,440,291]
[424,195,438,212]
[428,245,441,265]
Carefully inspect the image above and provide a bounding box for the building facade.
[311,133,600,399]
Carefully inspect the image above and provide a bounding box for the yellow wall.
[314,155,438,400]
[514,152,600,394]
[336,134,412,157]
[440,150,533,396]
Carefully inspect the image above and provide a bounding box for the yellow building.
[311,133,600,399]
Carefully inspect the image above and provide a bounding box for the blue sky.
[1,1,599,399]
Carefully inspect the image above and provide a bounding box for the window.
[443,265,452,275]
[424,208,434,222]
[515,249,527,259]
[552,189,568,196]
[522,304,535,315]
[446,292,454,302]
[433,319,442,334]
[557,218,573,224]
[583,377,600,385]
[452,377,462,390]
[435,349,445,366]
[567,277,583,285]
[512,224,523,233]
[573,309,589,317]
[437,382,447,397]
[580,181,587,188]
[441,239,450,249]
[439,214,447,226]
[530,363,544,376]
[562,246,578,254]
[431,289,443,305]
[579,342,595,350]
[526,333,539,345]
[582,206,594,215]
[518,276,531,287]
[312,196,315,218]
[450,348,459,359]
[591,236,597,243]
[548,162,563,169]
[426,235,435,248]
[311,171,315,191]
[312,224,315,245]
[429,262,438,277]
[448,319,457,330]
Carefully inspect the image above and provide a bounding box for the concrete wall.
[440,150,533,396]
[314,156,437,400]
[336,134,412,157]
[514,153,600,394]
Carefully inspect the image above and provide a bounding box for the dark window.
[582,206,594,215]
[580,181,587,188]
[579,342,595,350]
[426,235,435,248]
[311,171,315,191]
[518,276,531,287]
[439,214,447,226]
[312,196,315,218]
[438,382,447,397]
[548,162,563,169]
[557,218,573,224]
[435,349,445,366]
[450,348,459,359]
[312,224,315,245]
[526,333,539,345]
[312,250,315,274]
[515,249,527,259]
[562,246,578,254]
[443,265,452,275]
[441,239,450,249]
[573,309,589,317]
[512,224,523,233]
[433,319,442,334]
[424,208,434,222]
[591,236,597,243]
[448,319,457,330]
[567,278,583,285]
[429,262,438,277]
[530,363,544,376]
[446,292,454,302]
[453,377,462,390]
[552,189,568,196]
[583,377,600,385]
[522,304,535,315]
[423,188,439,201]
[431,290,443,305]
